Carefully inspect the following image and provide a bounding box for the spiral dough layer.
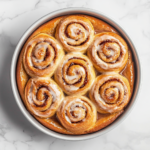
[57,96,97,134]
[23,33,64,77]
[54,52,95,96]
[55,15,94,53]
[88,32,128,72]
[25,77,64,118]
[89,73,131,114]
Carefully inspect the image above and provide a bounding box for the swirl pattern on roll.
[89,73,131,113]
[23,33,64,77]
[25,77,64,118]
[57,96,97,134]
[55,15,94,53]
[87,32,128,72]
[54,52,95,95]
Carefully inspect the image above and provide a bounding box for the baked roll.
[87,32,128,72]
[54,52,95,96]
[55,15,94,53]
[24,77,64,118]
[89,73,131,114]
[23,33,64,77]
[57,96,97,134]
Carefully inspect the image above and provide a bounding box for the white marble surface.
[0,0,149,149]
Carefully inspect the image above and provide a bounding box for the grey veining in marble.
[0,0,149,149]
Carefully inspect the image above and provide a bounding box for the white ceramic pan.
[11,8,141,140]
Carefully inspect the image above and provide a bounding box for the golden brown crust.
[35,110,123,135]
[35,116,73,134]
[16,47,29,103]
[16,14,135,135]
[87,110,124,133]
[122,50,135,94]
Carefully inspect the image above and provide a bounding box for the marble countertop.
[0,0,149,149]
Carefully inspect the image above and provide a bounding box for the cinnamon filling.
[34,85,49,107]
[63,57,89,88]
[97,40,123,63]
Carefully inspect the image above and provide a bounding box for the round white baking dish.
[11,7,141,140]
